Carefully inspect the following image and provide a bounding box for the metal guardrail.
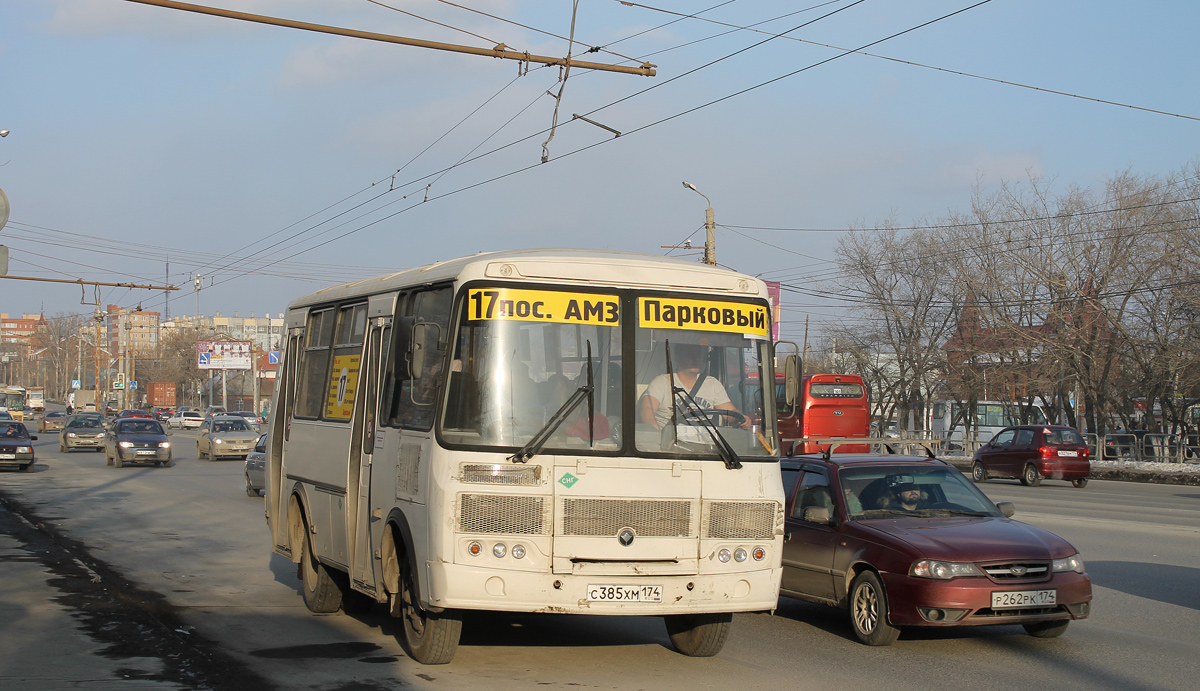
[1082,432,1200,464]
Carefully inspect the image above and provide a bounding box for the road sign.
[268,351,280,365]
[130,381,138,390]
[71,380,81,389]
[198,352,211,366]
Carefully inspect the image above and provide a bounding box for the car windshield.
[213,419,252,433]
[1,423,29,438]
[1044,427,1084,446]
[118,421,164,434]
[839,465,1001,519]
[67,417,102,428]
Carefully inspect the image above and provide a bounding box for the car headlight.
[17,446,32,453]
[119,441,133,448]
[1052,554,1085,573]
[910,559,984,579]
[213,438,224,444]
[66,432,77,438]
[159,442,171,448]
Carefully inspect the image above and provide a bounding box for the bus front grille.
[705,501,779,540]
[459,494,549,535]
[560,498,694,537]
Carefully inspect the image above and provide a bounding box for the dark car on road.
[60,413,108,452]
[105,418,173,468]
[0,422,38,472]
[779,454,1091,645]
[972,425,1090,487]
[116,409,155,420]
[244,433,267,497]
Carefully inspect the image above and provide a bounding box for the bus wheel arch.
[382,512,462,664]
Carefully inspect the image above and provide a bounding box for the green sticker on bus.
[559,473,578,489]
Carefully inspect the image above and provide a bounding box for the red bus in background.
[778,373,870,454]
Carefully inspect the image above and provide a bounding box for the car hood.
[66,426,106,434]
[0,439,33,449]
[858,516,1075,561]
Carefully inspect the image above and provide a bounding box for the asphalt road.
[1,413,1198,691]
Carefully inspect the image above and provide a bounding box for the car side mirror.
[995,501,1015,518]
[803,506,833,524]
[30,435,38,441]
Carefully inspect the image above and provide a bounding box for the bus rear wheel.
[664,612,732,657]
[399,557,461,664]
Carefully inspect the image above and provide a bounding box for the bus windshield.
[633,297,774,460]
[441,287,623,453]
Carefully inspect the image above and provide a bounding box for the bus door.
[273,319,306,555]
[349,312,391,596]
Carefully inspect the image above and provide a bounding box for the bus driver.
[639,343,749,430]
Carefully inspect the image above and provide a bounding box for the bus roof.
[286,249,769,310]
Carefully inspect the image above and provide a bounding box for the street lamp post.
[682,181,716,266]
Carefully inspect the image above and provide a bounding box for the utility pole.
[682,181,717,266]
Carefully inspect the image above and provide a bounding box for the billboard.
[197,340,253,370]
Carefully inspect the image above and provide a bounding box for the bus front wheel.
[399,556,461,664]
[664,612,732,657]
[300,522,343,613]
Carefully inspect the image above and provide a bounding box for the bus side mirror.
[784,354,801,407]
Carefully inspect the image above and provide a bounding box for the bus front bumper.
[422,561,782,615]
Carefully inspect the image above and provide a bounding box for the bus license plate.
[992,589,1056,609]
[587,584,662,603]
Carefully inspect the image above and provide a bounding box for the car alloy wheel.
[1021,464,1042,487]
[849,571,899,646]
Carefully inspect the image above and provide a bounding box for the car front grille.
[982,562,1050,580]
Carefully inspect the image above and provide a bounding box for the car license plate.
[136,449,157,455]
[0,453,15,459]
[992,589,1056,609]
[1058,450,1078,457]
[587,584,662,603]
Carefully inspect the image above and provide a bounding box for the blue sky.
[1,0,1197,342]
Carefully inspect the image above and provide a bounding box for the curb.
[941,458,1200,487]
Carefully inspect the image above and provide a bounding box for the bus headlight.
[511,544,526,559]
[734,548,748,563]
[717,548,732,563]
[493,543,507,558]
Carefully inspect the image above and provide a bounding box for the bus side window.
[388,287,452,430]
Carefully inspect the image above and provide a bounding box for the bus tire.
[664,612,732,657]
[300,525,343,614]
[400,556,461,664]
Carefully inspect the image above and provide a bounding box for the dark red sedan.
[780,455,1091,645]
[115,409,155,420]
[972,425,1091,487]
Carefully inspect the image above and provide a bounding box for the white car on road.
[167,410,203,429]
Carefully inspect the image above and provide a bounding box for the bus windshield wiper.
[670,386,743,470]
[508,342,594,463]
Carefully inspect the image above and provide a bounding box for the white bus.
[929,399,1048,446]
[264,249,785,663]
